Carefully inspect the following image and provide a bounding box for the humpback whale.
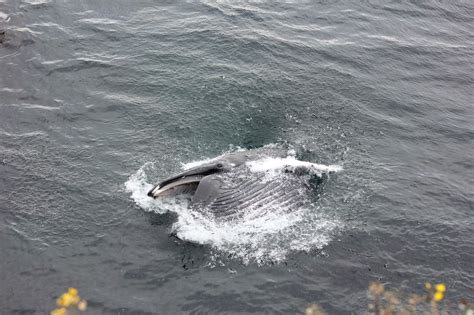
[147,146,340,218]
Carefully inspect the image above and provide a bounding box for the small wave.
[0,11,9,21]
[21,0,52,5]
[125,146,343,265]
[77,18,122,25]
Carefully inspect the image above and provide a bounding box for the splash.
[246,156,343,177]
[124,162,191,214]
[125,147,343,265]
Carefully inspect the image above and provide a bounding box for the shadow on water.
[144,209,178,227]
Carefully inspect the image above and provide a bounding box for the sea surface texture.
[1,1,473,314]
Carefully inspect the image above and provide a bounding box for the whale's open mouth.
[146,175,203,198]
[147,163,224,198]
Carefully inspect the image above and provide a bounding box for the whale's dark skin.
[147,147,319,218]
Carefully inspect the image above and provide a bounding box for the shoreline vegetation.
[306,282,473,315]
[50,288,87,315]
[51,282,473,315]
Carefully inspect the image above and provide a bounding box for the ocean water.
[1,0,473,314]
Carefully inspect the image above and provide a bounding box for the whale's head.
[147,147,289,199]
[147,160,236,198]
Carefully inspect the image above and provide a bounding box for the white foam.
[124,162,190,214]
[125,147,343,265]
[246,156,343,177]
[124,162,155,209]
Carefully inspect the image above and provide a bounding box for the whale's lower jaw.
[148,161,228,198]
[148,175,203,198]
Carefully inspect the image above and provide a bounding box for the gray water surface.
[1,1,473,314]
